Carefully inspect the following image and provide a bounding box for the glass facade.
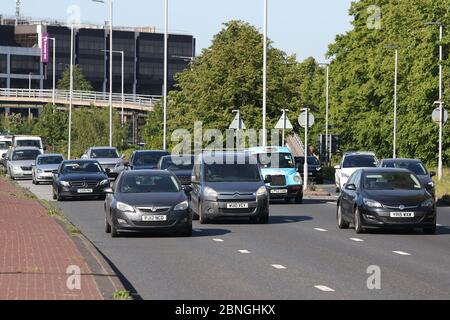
[10,55,40,74]
[0,54,6,74]
[0,78,6,88]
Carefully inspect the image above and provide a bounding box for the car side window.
[353,171,362,189]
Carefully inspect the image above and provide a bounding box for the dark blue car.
[158,155,195,186]
[128,150,169,170]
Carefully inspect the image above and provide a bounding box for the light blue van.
[247,146,303,204]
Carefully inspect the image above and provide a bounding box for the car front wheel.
[423,226,436,235]
[354,207,365,234]
[337,203,350,229]
[105,213,111,234]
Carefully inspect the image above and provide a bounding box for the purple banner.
[42,33,49,64]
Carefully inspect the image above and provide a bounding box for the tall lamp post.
[425,22,444,180]
[262,0,268,146]
[319,63,330,164]
[385,45,399,159]
[103,49,125,126]
[93,0,113,147]
[68,24,74,160]
[163,0,168,150]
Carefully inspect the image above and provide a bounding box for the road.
[18,180,450,300]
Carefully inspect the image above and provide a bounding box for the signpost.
[275,109,293,146]
[230,110,246,149]
[298,109,315,191]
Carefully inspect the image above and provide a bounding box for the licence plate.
[390,212,414,218]
[226,203,249,209]
[271,189,288,194]
[77,189,93,193]
[142,215,167,222]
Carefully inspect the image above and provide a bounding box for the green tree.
[143,20,326,150]
[32,104,68,153]
[57,65,93,91]
[327,0,450,165]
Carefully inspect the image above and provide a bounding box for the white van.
[0,135,13,166]
[12,136,44,154]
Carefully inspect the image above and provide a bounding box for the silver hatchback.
[32,154,64,185]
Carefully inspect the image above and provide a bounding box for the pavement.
[0,176,103,300]
[16,180,450,300]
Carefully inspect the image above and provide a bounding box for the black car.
[190,152,270,224]
[129,150,169,170]
[337,168,436,234]
[295,156,323,184]
[158,155,195,185]
[379,158,436,196]
[104,170,192,237]
[52,160,110,201]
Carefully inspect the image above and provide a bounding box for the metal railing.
[0,88,160,111]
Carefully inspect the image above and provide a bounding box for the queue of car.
[0,135,439,237]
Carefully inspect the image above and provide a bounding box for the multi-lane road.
[18,180,450,300]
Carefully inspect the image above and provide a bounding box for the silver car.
[32,154,64,185]
[81,147,125,179]
[6,147,42,180]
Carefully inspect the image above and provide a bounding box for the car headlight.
[204,187,218,198]
[37,169,43,173]
[293,173,302,184]
[13,166,21,171]
[99,179,110,186]
[363,199,383,208]
[421,199,434,208]
[256,186,268,196]
[174,200,189,211]
[116,202,135,212]
[60,181,70,187]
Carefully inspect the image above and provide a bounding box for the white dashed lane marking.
[314,285,335,292]
[349,238,365,242]
[238,250,251,254]
[271,264,287,270]
[393,251,411,256]
[314,228,328,232]
[213,239,224,242]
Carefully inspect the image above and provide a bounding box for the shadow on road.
[361,226,450,236]
[202,215,313,225]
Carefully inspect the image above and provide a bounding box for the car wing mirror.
[105,168,111,173]
[264,175,272,184]
[334,165,341,170]
[345,183,357,191]
[103,187,114,194]
[430,171,436,178]
[183,185,193,193]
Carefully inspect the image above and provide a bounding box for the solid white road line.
[213,239,224,242]
[314,285,335,292]
[271,264,287,270]
[314,228,328,232]
[349,238,365,242]
[238,250,251,254]
[393,251,411,256]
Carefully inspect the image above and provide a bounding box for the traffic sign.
[432,108,448,124]
[275,114,293,129]
[298,111,315,128]
[229,114,246,130]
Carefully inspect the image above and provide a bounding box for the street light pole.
[303,108,309,192]
[385,45,399,159]
[262,0,268,147]
[319,63,330,164]
[68,24,74,160]
[425,22,445,180]
[49,37,56,105]
[281,109,288,146]
[163,0,168,150]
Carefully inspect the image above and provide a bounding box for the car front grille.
[137,207,171,214]
[270,175,286,186]
[70,181,99,188]
[21,166,32,171]
[381,217,424,224]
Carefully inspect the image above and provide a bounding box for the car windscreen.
[38,156,63,165]
[297,157,320,165]
[120,174,180,193]
[381,161,427,175]
[133,152,167,166]
[12,150,41,161]
[343,155,377,168]
[16,140,41,148]
[61,162,103,174]
[160,156,194,171]
[91,149,119,159]
[256,153,295,169]
[363,172,422,190]
[205,164,261,182]
[0,141,11,149]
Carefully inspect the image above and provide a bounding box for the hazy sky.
[2,0,354,61]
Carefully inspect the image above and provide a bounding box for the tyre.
[180,225,193,237]
[295,195,303,204]
[337,203,349,229]
[259,211,269,224]
[35,180,40,185]
[32,179,36,185]
[284,197,292,204]
[199,203,210,225]
[336,187,340,193]
[423,226,436,235]
[52,189,57,200]
[111,223,119,238]
[354,207,365,234]
[105,213,111,234]
[56,191,65,202]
